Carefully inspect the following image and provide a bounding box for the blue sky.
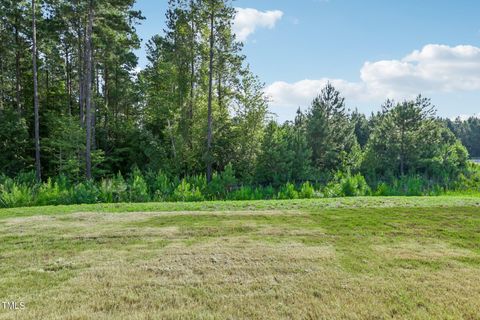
[133,0,480,121]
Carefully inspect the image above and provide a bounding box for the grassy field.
[1,197,480,319]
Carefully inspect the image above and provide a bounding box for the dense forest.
[0,0,479,207]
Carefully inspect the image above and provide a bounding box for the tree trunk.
[32,0,41,181]
[0,53,4,110]
[85,0,94,179]
[65,44,72,115]
[188,0,196,147]
[15,16,21,113]
[206,9,214,183]
[217,67,222,109]
[78,27,84,126]
[46,68,49,109]
[103,63,109,131]
[92,58,99,150]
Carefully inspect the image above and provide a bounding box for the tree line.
[0,0,479,203]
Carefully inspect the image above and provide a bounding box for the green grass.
[0,196,479,319]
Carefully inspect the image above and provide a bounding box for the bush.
[145,170,172,201]
[227,186,254,201]
[227,185,267,201]
[206,164,237,200]
[324,172,370,197]
[36,178,70,205]
[186,174,207,195]
[277,182,299,199]
[15,171,38,188]
[0,180,34,208]
[98,173,128,203]
[69,181,99,204]
[128,169,150,202]
[2,162,480,209]
[453,163,480,192]
[172,179,204,202]
[299,182,315,199]
[373,175,439,196]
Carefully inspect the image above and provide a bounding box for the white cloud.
[361,44,480,98]
[265,79,367,108]
[266,44,480,114]
[233,8,283,42]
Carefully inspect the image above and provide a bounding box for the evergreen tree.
[287,109,312,182]
[255,121,293,186]
[306,83,355,179]
[363,96,468,180]
[351,109,370,148]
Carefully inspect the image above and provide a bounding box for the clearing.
[1,197,480,319]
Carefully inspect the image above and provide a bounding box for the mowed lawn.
[1,197,480,319]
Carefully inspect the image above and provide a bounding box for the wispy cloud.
[233,8,283,42]
[266,44,480,112]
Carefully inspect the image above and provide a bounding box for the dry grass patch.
[374,240,475,261]
[1,204,480,319]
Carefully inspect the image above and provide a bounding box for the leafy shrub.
[402,176,424,196]
[128,169,150,202]
[0,180,34,208]
[15,171,38,188]
[145,170,172,201]
[207,164,237,200]
[277,182,299,199]
[227,186,253,200]
[373,182,390,196]
[98,173,128,203]
[186,174,208,195]
[227,185,266,201]
[324,172,370,197]
[69,181,99,204]
[36,178,70,205]
[262,185,276,199]
[172,179,204,202]
[453,163,480,192]
[299,181,315,199]
[373,175,436,196]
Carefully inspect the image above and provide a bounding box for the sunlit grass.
[0,197,479,319]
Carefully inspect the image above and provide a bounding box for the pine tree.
[306,83,355,178]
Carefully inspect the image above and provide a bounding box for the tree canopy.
[0,0,478,197]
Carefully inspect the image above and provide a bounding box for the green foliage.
[69,181,99,204]
[1,165,480,208]
[255,122,294,186]
[128,169,150,203]
[0,109,29,175]
[98,173,128,203]
[2,0,478,206]
[227,186,261,201]
[452,163,480,192]
[172,179,204,202]
[299,182,315,199]
[42,115,84,180]
[447,116,480,158]
[277,183,299,200]
[36,178,70,206]
[324,172,370,197]
[351,109,370,148]
[206,163,237,199]
[306,83,355,176]
[373,176,443,196]
[0,179,34,208]
[145,170,173,201]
